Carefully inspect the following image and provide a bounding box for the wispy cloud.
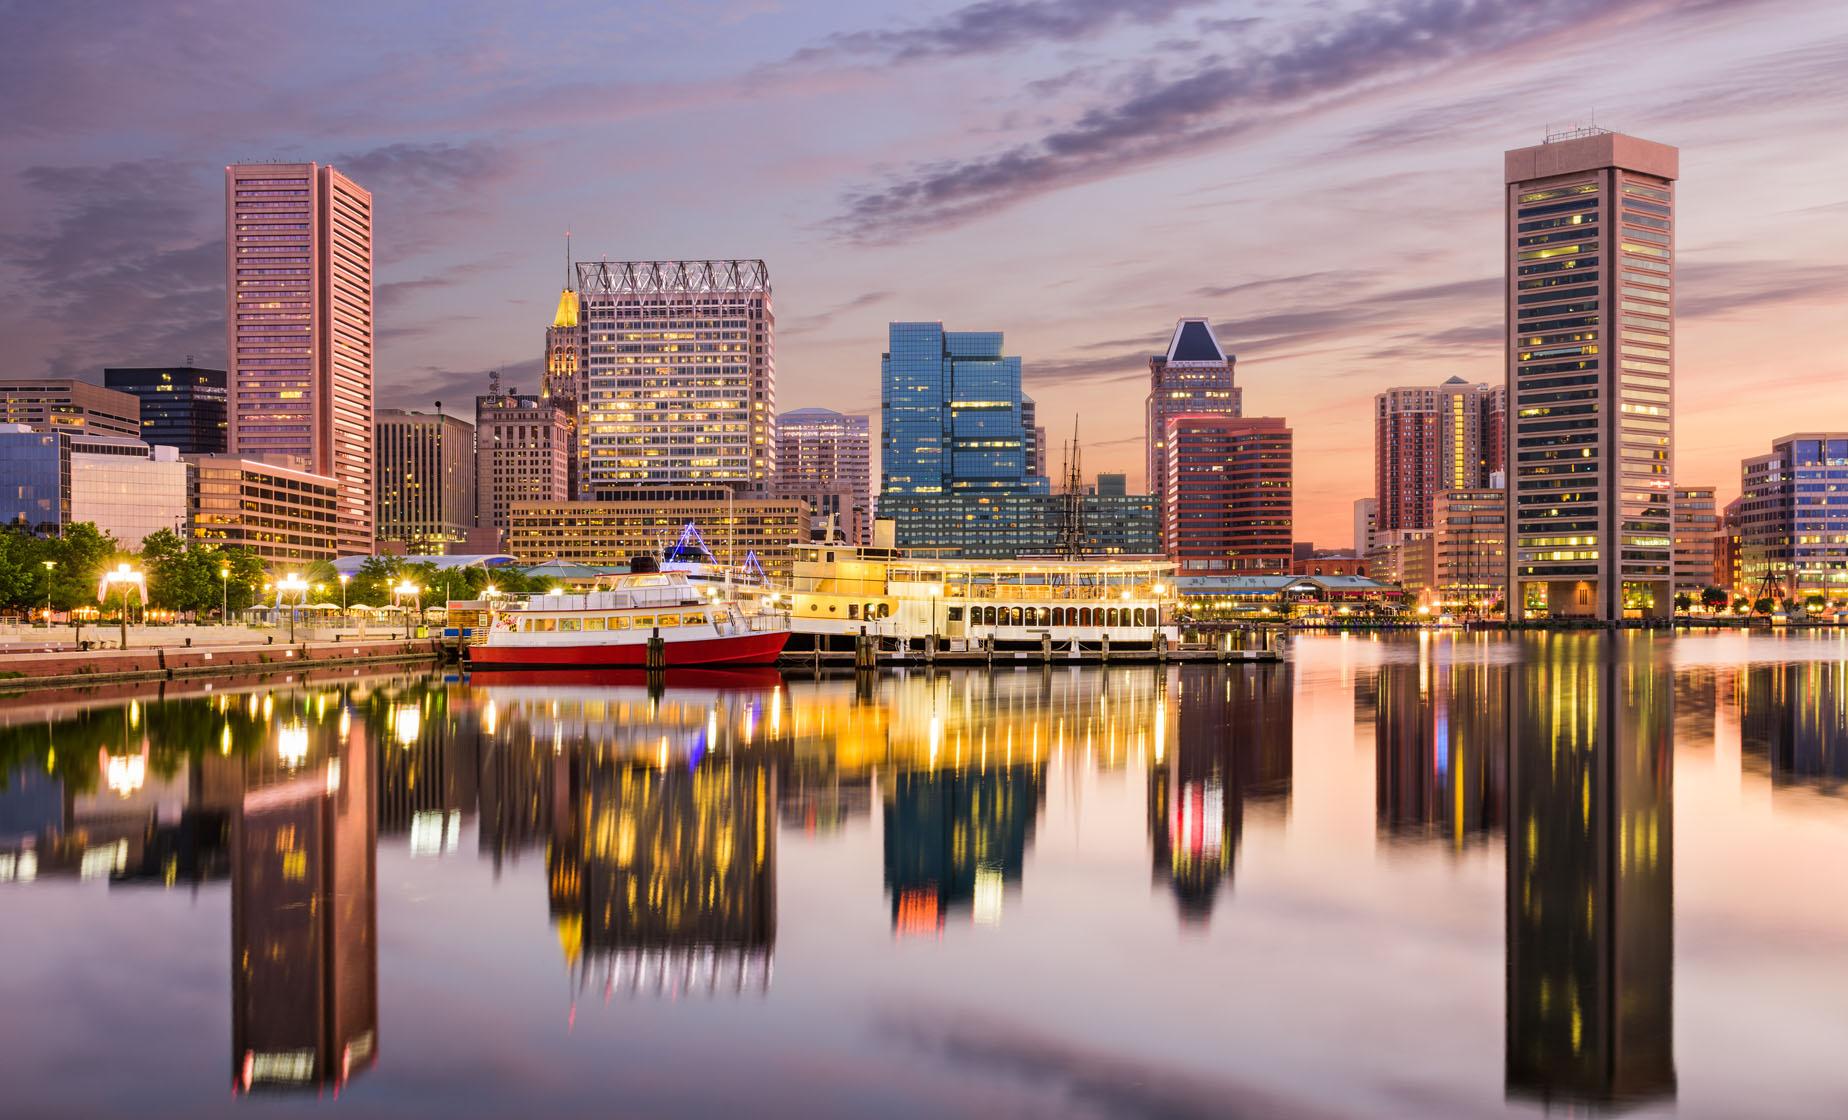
[789,0,1214,65]
[829,0,1738,242]
[781,290,894,336]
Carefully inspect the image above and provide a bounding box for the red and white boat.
[468,564,787,669]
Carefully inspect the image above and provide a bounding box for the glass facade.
[102,366,228,455]
[0,427,68,533]
[879,323,1049,553]
[1739,435,1848,600]
[1505,133,1677,620]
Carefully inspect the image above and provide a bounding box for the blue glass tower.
[879,323,1051,555]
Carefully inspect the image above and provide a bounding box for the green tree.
[1701,586,1729,611]
[1753,597,1776,615]
[1673,591,1693,614]
[53,523,118,611]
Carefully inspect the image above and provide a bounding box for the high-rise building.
[1353,497,1378,556]
[1671,485,1717,595]
[1737,435,1848,602]
[878,322,1050,553]
[189,455,341,564]
[1504,131,1677,621]
[0,425,188,544]
[576,259,774,496]
[0,378,141,439]
[1374,377,1504,536]
[374,409,476,554]
[1432,486,1508,611]
[225,162,374,556]
[776,407,871,544]
[1163,415,1292,575]
[1146,319,1238,518]
[102,365,228,454]
[475,390,571,548]
[1715,496,1743,597]
[542,242,584,498]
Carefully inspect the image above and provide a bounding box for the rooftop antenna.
[565,231,573,289]
[488,369,501,398]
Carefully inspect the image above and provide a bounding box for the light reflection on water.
[0,632,1845,1118]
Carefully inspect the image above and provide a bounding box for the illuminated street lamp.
[41,559,55,622]
[393,580,421,638]
[278,572,308,643]
[98,563,145,650]
[338,573,350,613]
[219,563,230,625]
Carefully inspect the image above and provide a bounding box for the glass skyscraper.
[878,323,1049,554]
[1739,434,1848,601]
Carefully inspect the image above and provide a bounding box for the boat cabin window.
[534,618,557,633]
[848,604,860,619]
[559,618,581,632]
[633,615,655,628]
[658,613,680,627]
[947,607,964,622]
[583,617,605,631]
[609,616,630,630]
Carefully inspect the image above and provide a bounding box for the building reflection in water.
[230,688,379,1095]
[1147,664,1291,923]
[1375,656,1506,849]
[1739,661,1848,794]
[480,672,782,998]
[1505,635,1675,1109]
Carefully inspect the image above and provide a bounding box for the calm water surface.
[2,632,1846,1119]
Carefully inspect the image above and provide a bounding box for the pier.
[781,632,1283,669]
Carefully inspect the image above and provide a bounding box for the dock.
[779,639,1282,669]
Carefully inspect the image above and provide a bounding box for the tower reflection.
[1375,655,1507,848]
[1147,664,1291,923]
[1505,635,1675,1108]
[1739,660,1848,793]
[230,689,379,1095]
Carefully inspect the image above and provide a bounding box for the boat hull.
[468,630,789,669]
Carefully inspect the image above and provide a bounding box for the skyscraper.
[103,365,229,454]
[542,241,584,498]
[1671,485,1718,595]
[576,259,774,496]
[474,389,571,548]
[878,322,1051,554]
[1375,377,1504,536]
[1738,434,1848,602]
[1504,131,1677,621]
[1146,319,1238,519]
[776,407,871,544]
[225,163,375,556]
[0,378,141,439]
[374,409,476,554]
[1163,414,1292,575]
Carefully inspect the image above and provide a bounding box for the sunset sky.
[2,0,1844,545]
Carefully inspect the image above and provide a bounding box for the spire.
[564,230,573,289]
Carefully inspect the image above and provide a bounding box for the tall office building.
[0,378,140,439]
[776,407,871,544]
[0,426,188,543]
[1375,377,1504,536]
[576,259,774,496]
[1163,415,1292,575]
[225,162,374,556]
[1146,319,1238,517]
[878,322,1050,554]
[1504,131,1677,621]
[374,409,476,554]
[1671,485,1718,595]
[1432,486,1508,610]
[1738,434,1848,601]
[190,456,342,564]
[475,390,571,547]
[542,244,584,498]
[103,365,228,454]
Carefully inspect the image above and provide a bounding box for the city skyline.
[2,2,1843,545]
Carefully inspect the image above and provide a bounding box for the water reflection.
[1504,636,1676,1109]
[1148,664,1291,922]
[4,639,1848,1115]
[1376,658,1507,849]
[1740,661,1848,793]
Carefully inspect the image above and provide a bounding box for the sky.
[1,0,1845,547]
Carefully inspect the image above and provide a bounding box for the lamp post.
[1151,581,1166,632]
[394,580,421,639]
[278,573,308,643]
[41,560,54,624]
[219,564,230,626]
[339,573,350,614]
[99,564,145,650]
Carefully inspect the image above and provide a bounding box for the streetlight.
[394,580,421,639]
[278,572,308,643]
[219,564,230,626]
[41,560,54,623]
[338,573,350,614]
[98,563,145,650]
